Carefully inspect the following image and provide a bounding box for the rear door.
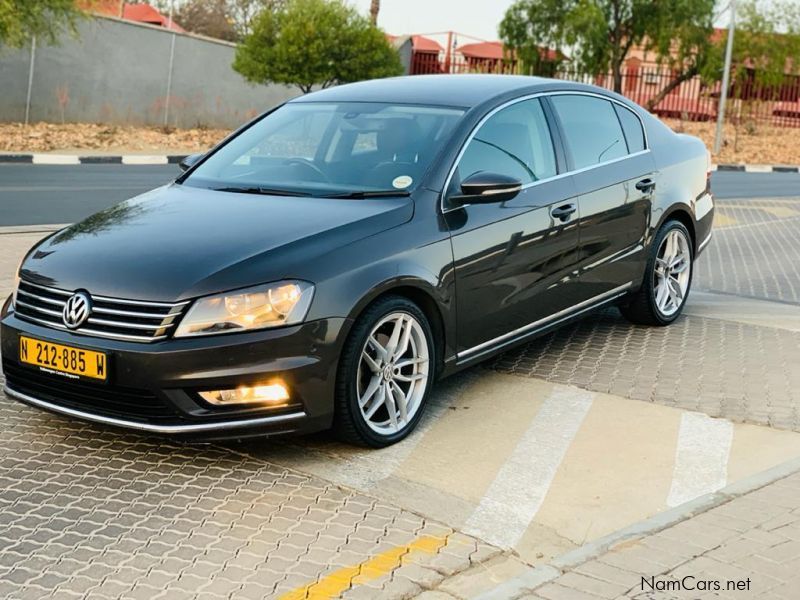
[547,94,656,299]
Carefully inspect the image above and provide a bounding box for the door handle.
[550,203,577,222]
[635,178,656,193]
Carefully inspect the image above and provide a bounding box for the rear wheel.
[333,296,434,447]
[621,220,693,326]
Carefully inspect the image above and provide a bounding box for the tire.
[333,295,435,447]
[620,220,694,326]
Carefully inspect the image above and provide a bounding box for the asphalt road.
[1,164,799,226]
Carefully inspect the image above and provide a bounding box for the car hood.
[21,184,413,301]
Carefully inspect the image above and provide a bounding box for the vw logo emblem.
[62,291,92,329]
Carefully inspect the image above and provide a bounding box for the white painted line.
[31,154,80,165]
[121,155,168,165]
[667,411,733,508]
[463,386,594,549]
[744,164,773,173]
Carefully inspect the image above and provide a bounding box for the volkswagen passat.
[1,75,713,447]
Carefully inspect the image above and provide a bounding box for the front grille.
[14,280,189,343]
[3,359,180,424]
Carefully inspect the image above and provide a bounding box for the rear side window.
[614,104,646,153]
[551,95,627,169]
[456,98,557,186]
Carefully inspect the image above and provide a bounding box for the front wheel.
[333,296,434,447]
[621,220,694,326]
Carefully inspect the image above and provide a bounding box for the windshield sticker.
[392,175,413,189]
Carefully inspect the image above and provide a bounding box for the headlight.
[174,281,314,338]
[11,257,22,308]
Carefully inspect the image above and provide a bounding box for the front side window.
[184,102,465,196]
[455,98,557,187]
[551,95,628,169]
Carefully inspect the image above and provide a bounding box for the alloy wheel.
[654,229,691,316]
[356,311,430,436]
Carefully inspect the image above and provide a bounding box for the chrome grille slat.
[91,294,189,308]
[15,280,187,343]
[15,299,63,318]
[20,281,72,296]
[16,289,66,307]
[86,317,172,331]
[91,305,183,319]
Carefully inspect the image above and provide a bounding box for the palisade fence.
[410,51,800,127]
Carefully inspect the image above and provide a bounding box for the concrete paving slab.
[245,370,800,565]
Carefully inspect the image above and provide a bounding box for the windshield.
[183,102,465,197]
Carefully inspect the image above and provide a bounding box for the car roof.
[290,74,573,109]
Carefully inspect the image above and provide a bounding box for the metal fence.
[409,51,800,127]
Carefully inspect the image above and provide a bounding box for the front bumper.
[1,312,350,440]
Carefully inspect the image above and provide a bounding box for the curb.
[0,154,187,165]
[712,163,800,173]
[440,454,800,600]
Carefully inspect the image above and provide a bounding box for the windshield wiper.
[325,190,412,199]
[213,186,312,197]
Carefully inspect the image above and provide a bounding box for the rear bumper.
[1,312,351,440]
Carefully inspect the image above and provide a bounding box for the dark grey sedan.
[2,75,713,447]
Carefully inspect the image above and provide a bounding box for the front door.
[443,97,581,361]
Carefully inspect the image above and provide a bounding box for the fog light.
[199,382,290,406]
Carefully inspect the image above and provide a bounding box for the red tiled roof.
[123,4,184,31]
[85,1,184,32]
[457,40,563,62]
[412,35,443,53]
[458,41,505,60]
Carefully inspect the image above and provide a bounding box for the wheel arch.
[655,204,697,253]
[344,278,450,379]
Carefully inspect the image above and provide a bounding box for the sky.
[346,0,742,43]
[348,0,515,42]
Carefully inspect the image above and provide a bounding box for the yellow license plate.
[19,336,107,381]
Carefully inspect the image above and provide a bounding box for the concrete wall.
[0,15,299,128]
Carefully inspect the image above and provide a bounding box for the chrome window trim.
[456,281,633,361]
[4,384,307,434]
[440,90,651,214]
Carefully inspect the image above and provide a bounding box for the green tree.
[0,0,82,48]
[175,0,238,41]
[499,0,715,98]
[233,0,402,93]
[702,0,800,88]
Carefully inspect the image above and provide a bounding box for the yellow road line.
[713,212,738,228]
[278,535,448,600]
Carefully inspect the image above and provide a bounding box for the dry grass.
[662,118,800,166]
[0,122,228,154]
[2,119,798,166]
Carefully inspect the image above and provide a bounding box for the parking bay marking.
[462,386,594,549]
[667,411,734,507]
[277,534,448,599]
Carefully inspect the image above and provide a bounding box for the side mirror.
[452,172,522,205]
[178,153,204,172]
